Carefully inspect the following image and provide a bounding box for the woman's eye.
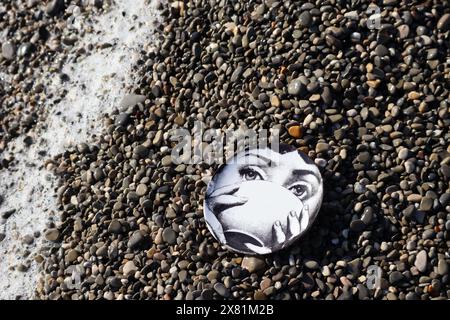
[290,184,308,199]
[239,168,262,181]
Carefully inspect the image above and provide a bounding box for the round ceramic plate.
[204,145,323,255]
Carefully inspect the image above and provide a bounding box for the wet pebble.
[120,94,146,108]
[44,228,60,242]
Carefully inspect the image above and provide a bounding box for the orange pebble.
[288,125,303,138]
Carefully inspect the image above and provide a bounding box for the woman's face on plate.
[205,147,323,254]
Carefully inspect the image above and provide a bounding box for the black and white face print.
[204,145,323,255]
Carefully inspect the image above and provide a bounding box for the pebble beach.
[0,0,449,300]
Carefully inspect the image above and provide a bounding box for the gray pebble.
[127,230,147,249]
[437,13,450,31]
[108,219,122,234]
[389,271,403,284]
[374,44,389,56]
[136,184,148,196]
[398,148,410,160]
[438,193,450,207]
[437,259,448,276]
[161,155,172,166]
[115,113,130,126]
[133,145,148,158]
[120,94,146,108]
[419,197,433,211]
[213,283,230,298]
[230,66,243,82]
[405,292,419,300]
[361,207,373,225]
[422,229,435,240]
[350,219,365,232]
[1,42,15,60]
[123,261,137,276]
[299,11,312,27]
[18,43,33,57]
[46,0,64,15]
[287,79,303,96]
[304,259,319,270]
[22,234,34,245]
[162,228,177,245]
[415,250,428,273]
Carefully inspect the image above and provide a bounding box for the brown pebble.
[407,91,421,100]
[241,256,266,273]
[270,95,280,107]
[44,228,60,242]
[253,290,267,300]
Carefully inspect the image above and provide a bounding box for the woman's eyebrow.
[235,154,271,167]
[241,151,274,166]
[285,169,320,186]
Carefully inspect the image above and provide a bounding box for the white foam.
[0,0,161,299]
